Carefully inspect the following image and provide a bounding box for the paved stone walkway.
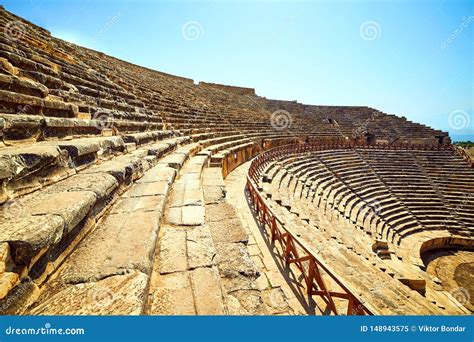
[224,161,310,315]
[147,157,307,315]
[146,152,227,315]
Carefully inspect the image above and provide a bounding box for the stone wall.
[198,82,255,95]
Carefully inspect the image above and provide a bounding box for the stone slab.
[191,267,225,315]
[30,271,147,315]
[207,218,248,244]
[158,226,187,274]
[181,205,205,226]
[137,166,176,184]
[187,225,216,269]
[59,212,160,283]
[110,195,165,214]
[122,181,169,198]
[147,271,195,315]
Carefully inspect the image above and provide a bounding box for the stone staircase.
[0,5,468,315]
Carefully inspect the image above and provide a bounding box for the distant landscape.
[451,134,474,143]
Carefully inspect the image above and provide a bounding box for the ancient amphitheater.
[0,7,472,316]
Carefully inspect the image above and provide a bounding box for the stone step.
[0,137,191,311]
[24,159,177,314]
[0,133,184,202]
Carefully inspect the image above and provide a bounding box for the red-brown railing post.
[246,143,377,316]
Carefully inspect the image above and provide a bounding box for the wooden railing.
[246,143,376,315]
[452,145,474,168]
[245,141,454,315]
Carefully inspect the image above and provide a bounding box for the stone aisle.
[224,161,309,315]
[147,155,305,315]
[146,152,227,315]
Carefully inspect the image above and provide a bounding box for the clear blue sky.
[3,0,473,140]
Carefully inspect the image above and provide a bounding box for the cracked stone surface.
[30,271,147,315]
[158,226,187,274]
[1,4,467,316]
[59,212,160,283]
[186,225,216,269]
[147,271,195,315]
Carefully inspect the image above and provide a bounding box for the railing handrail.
[246,140,457,315]
[452,144,474,168]
[246,175,374,315]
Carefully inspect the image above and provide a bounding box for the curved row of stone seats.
[0,5,312,204]
[355,149,468,233]
[208,133,300,174]
[288,156,416,245]
[275,102,449,144]
[62,47,250,129]
[0,112,163,145]
[276,148,472,239]
[0,128,289,300]
[145,136,298,315]
[0,10,167,149]
[0,5,460,315]
[0,18,143,109]
[0,136,192,312]
[20,142,199,315]
[0,39,146,117]
[0,124,285,204]
[263,161,383,255]
[0,129,177,202]
[2,3,448,145]
[61,31,450,144]
[259,173,462,314]
[259,153,470,313]
[408,149,474,227]
[3,133,289,314]
[262,147,473,267]
[58,29,447,143]
[265,174,467,313]
[266,153,402,243]
[302,151,427,242]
